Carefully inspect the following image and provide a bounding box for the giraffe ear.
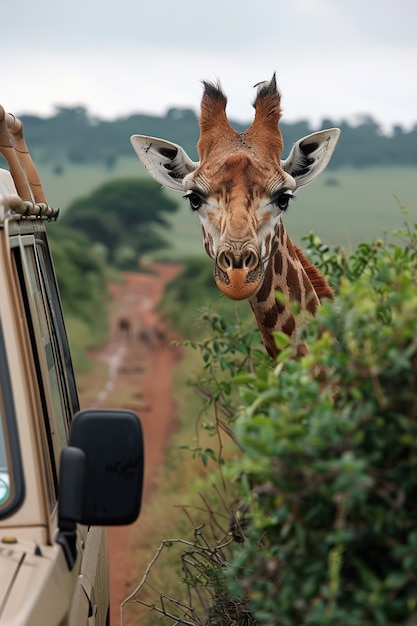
[281,128,341,188]
[130,135,199,191]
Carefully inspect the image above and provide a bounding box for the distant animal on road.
[137,325,168,350]
[116,316,131,339]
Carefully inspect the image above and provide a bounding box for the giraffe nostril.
[218,251,232,270]
[243,250,258,269]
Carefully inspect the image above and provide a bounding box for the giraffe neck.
[249,222,332,358]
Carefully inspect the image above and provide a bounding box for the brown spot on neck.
[256,258,273,303]
[274,247,283,276]
[286,261,302,303]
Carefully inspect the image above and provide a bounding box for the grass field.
[38,156,417,258]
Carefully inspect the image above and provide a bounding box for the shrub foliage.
[134,217,417,625]
[227,223,417,625]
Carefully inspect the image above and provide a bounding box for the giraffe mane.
[294,246,334,300]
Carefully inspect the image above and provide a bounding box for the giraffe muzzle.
[215,247,262,300]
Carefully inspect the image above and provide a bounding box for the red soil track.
[78,264,183,626]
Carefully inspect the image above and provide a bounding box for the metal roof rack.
[0,105,59,220]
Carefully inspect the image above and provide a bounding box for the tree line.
[20,105,417,169]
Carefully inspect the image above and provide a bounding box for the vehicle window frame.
[0,320,25,518]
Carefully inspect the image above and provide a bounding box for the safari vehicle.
[0,106,144,625]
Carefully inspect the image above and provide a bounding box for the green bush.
[225,221,417,624]
[135,216,417,625]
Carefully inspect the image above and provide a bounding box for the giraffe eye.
[183,190,204,211]
[272,190,294,212]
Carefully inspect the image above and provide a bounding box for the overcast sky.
[2,0,416,131]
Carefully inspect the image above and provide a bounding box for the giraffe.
[130,75,340,358]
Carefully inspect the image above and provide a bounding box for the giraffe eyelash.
[183,189,205,211]
[271,190,295,212]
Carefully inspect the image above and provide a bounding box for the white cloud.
[2,0,416,130]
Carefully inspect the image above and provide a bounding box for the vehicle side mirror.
[64,408,144,525]
[58,409,144,569]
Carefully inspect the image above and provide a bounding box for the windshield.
[0,321,23,517]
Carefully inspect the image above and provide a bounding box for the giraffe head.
[131,75,340,301]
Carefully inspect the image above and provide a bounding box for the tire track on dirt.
[78,264,183,626]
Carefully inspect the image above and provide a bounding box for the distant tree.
[63,207,124,255]
[67,149,88,164]
[282,120,313,153]
[393,124,405,137]
[324,176,340,187]
[61,177,179,267]
[105,155,117,170]
[54,105,90,123]
[165,108,197,121]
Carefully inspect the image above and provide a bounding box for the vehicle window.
[22,244,68,447]
[10,232,79,509]
[35,234,79,418]
[0,322,24,517]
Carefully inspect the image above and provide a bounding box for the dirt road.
[78,264,183,626]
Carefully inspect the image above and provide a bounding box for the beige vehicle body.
[0,107,143,625]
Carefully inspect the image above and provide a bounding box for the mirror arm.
[57,447,85,571]
[57,524,77,571]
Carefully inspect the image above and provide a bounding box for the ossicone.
[251,72,282,129]
[199,80,230,134]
